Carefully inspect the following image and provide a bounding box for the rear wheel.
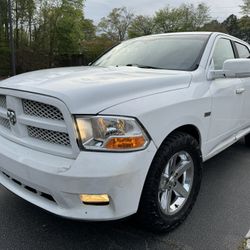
[137,132,202,233]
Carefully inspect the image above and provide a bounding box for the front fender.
[101,85,211,159]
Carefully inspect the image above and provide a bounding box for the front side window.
[212,39,235,70]
[235,42,250,58]
[93,34,210,71]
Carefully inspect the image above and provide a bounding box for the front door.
[206,38,244,154]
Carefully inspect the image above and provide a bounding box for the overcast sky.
[85,0,242,23]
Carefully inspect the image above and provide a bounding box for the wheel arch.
[167,124,201,147]
[156,124,202,155]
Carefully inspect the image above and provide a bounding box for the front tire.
[137,132,202,233]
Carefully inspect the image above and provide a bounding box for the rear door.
[234,42,250,129]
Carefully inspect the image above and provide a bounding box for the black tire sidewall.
[137,132,202,232]
[157,144,201,224]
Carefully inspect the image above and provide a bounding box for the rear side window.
[235,42,250,58]
[212,39,235,70]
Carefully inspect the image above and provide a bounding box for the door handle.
[236,88,245,94]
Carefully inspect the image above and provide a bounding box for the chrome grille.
[27,126,71,147]
[0,117,10,130]
[0,91,77,158]
[23,99,64,121]
[0,95,6,108]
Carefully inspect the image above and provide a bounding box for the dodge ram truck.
[0,32,250,232]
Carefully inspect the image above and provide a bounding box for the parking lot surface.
[0,140,250,250]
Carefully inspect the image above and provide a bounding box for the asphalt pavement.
[0,140,250,250]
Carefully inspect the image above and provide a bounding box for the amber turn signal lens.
[80,194,110,205]
[105,136,146,150]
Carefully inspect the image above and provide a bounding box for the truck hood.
[0,66,192,114]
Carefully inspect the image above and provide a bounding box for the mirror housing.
[208,59,250,80]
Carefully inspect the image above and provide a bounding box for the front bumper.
[0,135,157,220]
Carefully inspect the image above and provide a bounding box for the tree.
[201,20,226,32]
[240,0,250,15]
[12,0,35,48]
[32,0,86,66]
[154,6,183,33]
[98,7,134,41]
[238,16,250,43]
[154,3,210,33]
[0,0,9,42]
[82,19,96,40]
[195,3,211,28]
[1,0,94,73]
[81,36,116,63]
[55,2,86,54]
[0,0,11,76]
[222,14,239,37]
[128,15,155,38]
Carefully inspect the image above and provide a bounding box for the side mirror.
[223,59,250,78]
[208,59,250,80]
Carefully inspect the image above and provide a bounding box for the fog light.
[80,194,110,205]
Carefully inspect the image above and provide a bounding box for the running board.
[204,127,250,161]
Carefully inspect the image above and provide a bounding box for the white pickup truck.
[0,32,250,233]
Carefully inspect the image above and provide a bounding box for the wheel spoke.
[170,154,178,168]
[159,176,168,191]
[165,190,172,213]
[160,190,172,213]
[162,162,170,177]
[175,160,192,177]
[160,191,167,209]
[169,154,178,174]
[173,181,188,198]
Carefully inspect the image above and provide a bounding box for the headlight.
[75,116,149,151]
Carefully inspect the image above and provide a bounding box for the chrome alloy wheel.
[158,151,194,215]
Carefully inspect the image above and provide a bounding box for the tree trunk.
[15,0,19,49]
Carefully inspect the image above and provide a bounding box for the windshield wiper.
[125,64,164,70]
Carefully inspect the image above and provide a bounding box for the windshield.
[92,34,210,71]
